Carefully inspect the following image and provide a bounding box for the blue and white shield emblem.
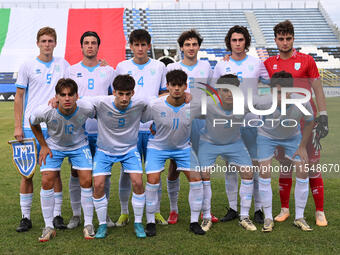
[294,63,301,70]
[8,138,37,179]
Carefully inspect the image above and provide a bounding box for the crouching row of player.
[30,70,205,241]
[30,68,313,242]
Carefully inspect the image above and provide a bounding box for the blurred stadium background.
[0,0,340,101]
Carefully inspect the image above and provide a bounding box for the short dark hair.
[166,70,187,86]
[37,27,57,42]
[177,29,203,48]
[274,20,294,37]
[225,25,251,52]
[55,78,78,95]
[129,29,151,45]
[270,71,293,88]
[216,74,240,87]
[80,31,101,47]
[113,75,135,91]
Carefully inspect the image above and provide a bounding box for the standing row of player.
[13,19,329,241]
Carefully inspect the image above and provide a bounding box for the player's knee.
[147,175,160,185]
[93,179,105,194]
[132,182,144,194]
[41,177,54,190]
[79,176,92,188]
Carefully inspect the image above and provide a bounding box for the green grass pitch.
[0,98,339,255]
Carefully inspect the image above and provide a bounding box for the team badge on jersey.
[8,138,37,179]
[273,64,277,70]
[150,69,156,76]
[248,65,254,72]
[100,71,106,78]
[55,65,60,73]
[294,63,301,70]
[36,69,41,74]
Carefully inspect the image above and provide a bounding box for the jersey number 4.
[137,76,144,87]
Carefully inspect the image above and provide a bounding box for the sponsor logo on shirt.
[55,65,60,73]
[273,64,277,70]
[225,67,231,73]
[248,65,254,72]
[77,73,83,78]
[150,69,156,76]
[294,63,301,70]
[160,112,166,118]
[36,69,41,74]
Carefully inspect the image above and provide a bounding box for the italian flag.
[0,8,126,72]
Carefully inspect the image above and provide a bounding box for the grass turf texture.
[0,98,339,255]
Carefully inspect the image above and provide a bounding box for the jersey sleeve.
[108,67,116,94]
[190,100,204,120]
[307,55,320,79]
[63,59,71,78]
[263,58,273,78]
[207,64,214,85]
[212,62,222,79]
[15,62,29,89]
[115,62,123,75]
[29,105,48,125]
[78,98,97,119]
[258,60,270,84]
[141,102,153,123]
[159,63,167,92]
[64,66,71,79]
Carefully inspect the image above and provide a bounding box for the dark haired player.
[264,20,328,227]
[115,29,168,226]
[66,31,116,229]
[30,78,95,241]
[257,71,315,232]
[166,29,216,227]
[144,69,205,237]
[214,25,269,224]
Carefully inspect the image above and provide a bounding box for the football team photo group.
[7,14,333,249]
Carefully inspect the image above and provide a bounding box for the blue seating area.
[122,8,339,48]
[147,9,254,47]
[253,8,339,46]
[123,8,152,44]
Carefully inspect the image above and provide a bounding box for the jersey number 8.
[88,78,95,90]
